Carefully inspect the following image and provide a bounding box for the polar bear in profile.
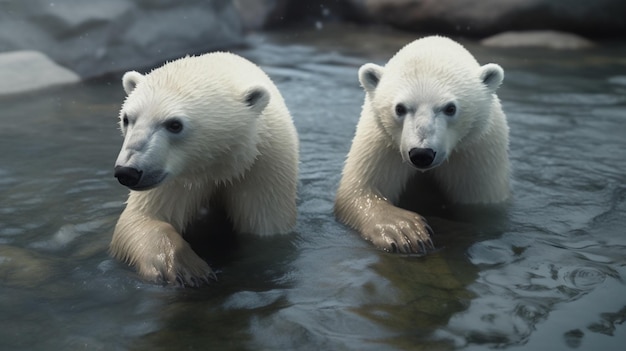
[110,52,299,286]
[335,36,510,254]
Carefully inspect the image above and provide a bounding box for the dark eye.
[395,103,407,117]
[165,119,183,133]
[122,114,129,127]
[443,103,457,116]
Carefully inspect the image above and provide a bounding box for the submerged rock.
[481,31,595,50]
[0,51,80,95]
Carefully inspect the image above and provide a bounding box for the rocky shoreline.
[1,0,624,95]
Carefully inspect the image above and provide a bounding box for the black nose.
[114,166,143,187]
[408,148,436,168]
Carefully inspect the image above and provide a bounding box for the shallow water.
[1,25,625,350]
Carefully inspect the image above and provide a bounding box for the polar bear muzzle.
[114,166,167,190]
[408,148,436,169]
[114,166,143,187]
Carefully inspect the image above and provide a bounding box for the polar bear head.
[114,54,270,190]
[359,36,504,171]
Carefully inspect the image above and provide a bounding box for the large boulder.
[233,0,350,30]
[0,0,244,79]
[335,0,626,38]
[0,51,80,95]
[233,0,290,30]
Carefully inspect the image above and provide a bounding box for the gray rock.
[0,51,80,95]
[234,0,290,30]
[481,31,594,50]
[339,0,626,38]
[233,0,346,30]
[0,0,244,79]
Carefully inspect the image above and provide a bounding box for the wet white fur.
[110,52,299,285]
[335,36,509,252]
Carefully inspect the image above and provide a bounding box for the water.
[1,25,625,350]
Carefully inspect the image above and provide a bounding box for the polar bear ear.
[479,63,504,92]
[243,85,270,113]
[358,63,384,94]
[122,71,144,95]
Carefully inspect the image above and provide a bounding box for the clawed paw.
[137,248,218,288]
[147,263,217,288]
[364,209,435,255]
[173,268,218,288]
[165,257,218,287]
[387,222,435,254]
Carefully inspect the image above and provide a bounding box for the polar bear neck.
[128,179,215,233]
[432,106,510,204]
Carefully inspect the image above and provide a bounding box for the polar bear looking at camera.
[110,52,299,287]
[335,36,510,254]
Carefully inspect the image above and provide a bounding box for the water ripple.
[563,267,606,290]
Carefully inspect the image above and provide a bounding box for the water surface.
[1,25,625,350]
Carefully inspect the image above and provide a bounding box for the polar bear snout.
[113,166,169,191]
[408,148,436,169]
[113,166,166,190]
[114,166,143,187]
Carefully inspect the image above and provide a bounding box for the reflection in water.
[1,25,625,350]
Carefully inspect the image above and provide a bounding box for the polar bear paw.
[363,207,434,255]
[136,244,217,287]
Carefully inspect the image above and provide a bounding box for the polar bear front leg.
[110,210,215,287]
[334,123,434,254]
[335,184,434,254]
